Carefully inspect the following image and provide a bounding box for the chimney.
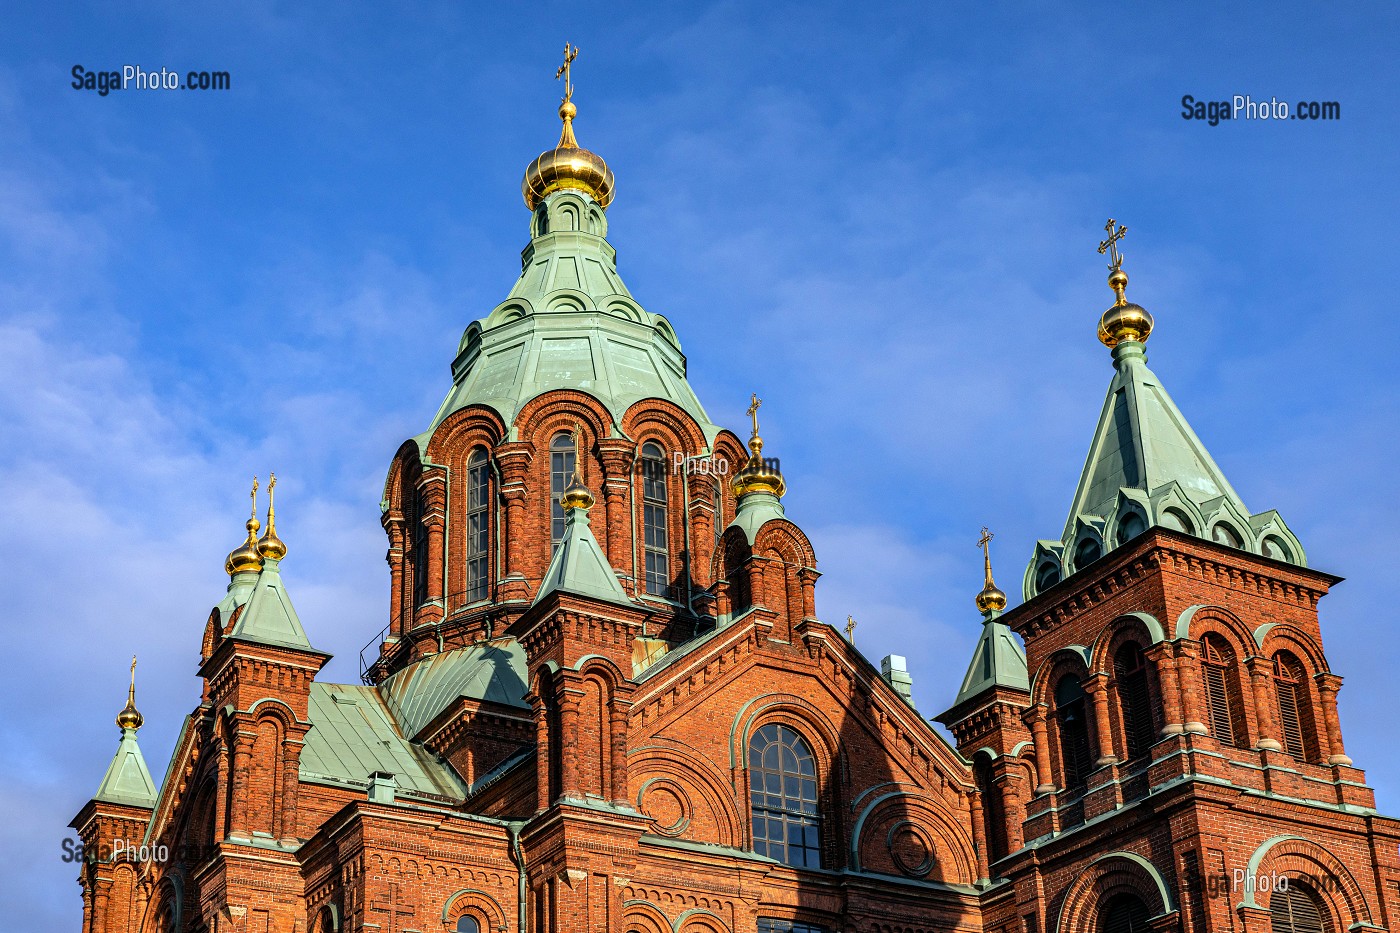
[881,655,914,706]
[368,771,397,804]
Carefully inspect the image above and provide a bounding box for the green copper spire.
[533,489,632,607]
[229,555,316,650]
[94,662,158,809]
[1025,225,1304,599]
[419,90,719,446]
[947,530,1028,712]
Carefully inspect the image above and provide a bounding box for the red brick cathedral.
[72,66,1400,933]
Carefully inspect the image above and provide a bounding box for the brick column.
[1086,674,1119,766]
[1315,673,1353,765]
[229,731,254,838]
[599,440,636,571]
[1000,768,1027,852]
[1176,642,1210,734]
[610,694,632,806]
[531,690,551,811]
[1146,642,1184,735]
[416,471,447,623]
[495,444,533,602]
[1246,656,1283,751]
[558,689,581,800]
[967,789,990,882]
[382,519,406,636]
[1023,704,1056,793]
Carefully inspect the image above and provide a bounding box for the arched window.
[1036,560,1061,592]
[1262,535,1292,563]
[1074,535,1102,570]
[973,755,1005,863]
[411,489,429,607]
[1201,635,1242,747]
[455,917,481,933]
[1160,508,1194,534]
[1055,675,1093,792]
[1212,522,1244,548]
[1271,881,1332,933]
[749,723,822,868]
[1098,892,1151,933]
[1274,652,1317,762]
[550,432,576,551]
[465,449,490,603]
[1117,511,1146,546]
[1114,642,1157,760]
[641,442,671,598]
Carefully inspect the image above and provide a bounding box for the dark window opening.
[465,449,490,603]
[1055,675,1093,791]
[1099,893,1151,933]
[1114,642,1157,760]
[1202,635,1241,747]
[641,442,672,598]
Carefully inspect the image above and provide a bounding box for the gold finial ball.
[559,479,595,511]
[116,703,143,731]
[559,100,577,121]
[975,581,1007,614]
[1098,302,1154,348]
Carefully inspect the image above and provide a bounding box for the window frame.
[549,432,576,552]
[748,723,823,869]
[464,448,491,604]
[640,441,672,598]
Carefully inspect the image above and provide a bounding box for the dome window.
[1116,511,1146,545]
[1073,535,1102,570]
[1211,522,1243,548]
[1035,560,1061,593]
[1160,508,1193,534]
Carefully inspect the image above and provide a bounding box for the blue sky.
[4,2,1398,925]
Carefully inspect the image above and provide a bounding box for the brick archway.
[1054,852,1177,933]
[1242,834,1373,929]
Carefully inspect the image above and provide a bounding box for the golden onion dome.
[225,516,262,575]
[1097,271,1154,348]
[116,657,143,730]
[560,474,595,511]
[522,101,615,210]
[731,435,787,499]
[257,473,287,561]
[975,580,1008,615]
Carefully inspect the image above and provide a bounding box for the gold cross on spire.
[845,615,857,642]
[249,475,260,518]
[978,526,995,586]
[746,393,762,440]
[555,43,579,104]
[571,422,585,484]
[1098,218,1128,274]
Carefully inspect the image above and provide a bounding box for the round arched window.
[1073,535,1102,570]
[1116,511,1146,546]
[455,917,481,933]
[1211,523,1243,548]
[749,724,822,867]
[1262,535,1292,563]
[1035,560,1061,592]
[1270,880,1332,933]
[1098,892,1151,933]
[1160,508,1193,534]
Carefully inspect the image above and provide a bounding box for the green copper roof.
[727,490,787,544]
[378,641,529,740]
[228,557,316,651]
[301,682,467,800]
[214,570,258,627]
[950,612,1030,710]
[422,189,720,443]
[94,727,158,809]
[533,505,633,607]
[1025,339,1305,599]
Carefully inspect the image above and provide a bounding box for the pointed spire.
[534,448,631,606]
[224,476,263,576]
[257,472,287,561]
[975,527,1007,617]
[94,658,158,809]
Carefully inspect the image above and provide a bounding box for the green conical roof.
[422,188,720,444]
[229,557,317,651]
[94,727,158,809]
[1025,338,1305,599]
[533,505,632,607]
[950,613,1030,710]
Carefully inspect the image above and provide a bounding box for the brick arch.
[1054,852,1175,933]
[382,439,425,516]
[850,789,978,884]
[515,389,612,444]
[1254,622,1329,674]
[621,900,674,933]
[621,398,710,456]
[1243,834,1373,926]
[425,405,507,463]
[629,743,743,846]
[1088,612,1166,675]
[1176,604,1258,653]
[1030,645,1092,707]
[441,887,509,932]
[675,907,731,932]
[139,873,183,933]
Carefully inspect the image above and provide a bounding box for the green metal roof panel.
[952,617,1030,708]
[228,558,315,651]
[300,682,467,800]
[727,491,787,545]
[378,641,529,740]
[533,507,633,607]
[418,189,721,445]
[94,727,158,809]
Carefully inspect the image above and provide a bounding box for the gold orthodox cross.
[249,475,259,518]
[556,42,580,103]
[977,526,994,557]
[845,615,857,642]
[571,422,584,483]
[1098,218,1127,274]
[747,393,762,439]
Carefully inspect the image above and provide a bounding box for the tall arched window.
[455,917,481,933]
[465,449,490,603]
[973,755,1005,864]
[411,489,429,607]
[641,442,670,598]
[1274,652,1317,762]
[1201,635,1242,747]
[1098,893,1151,933]
[550,432,576,551]
[1055,675,1093,792]
[749,723,822,868]
[1114,642,1156,760]
[1271,881,1332,933]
